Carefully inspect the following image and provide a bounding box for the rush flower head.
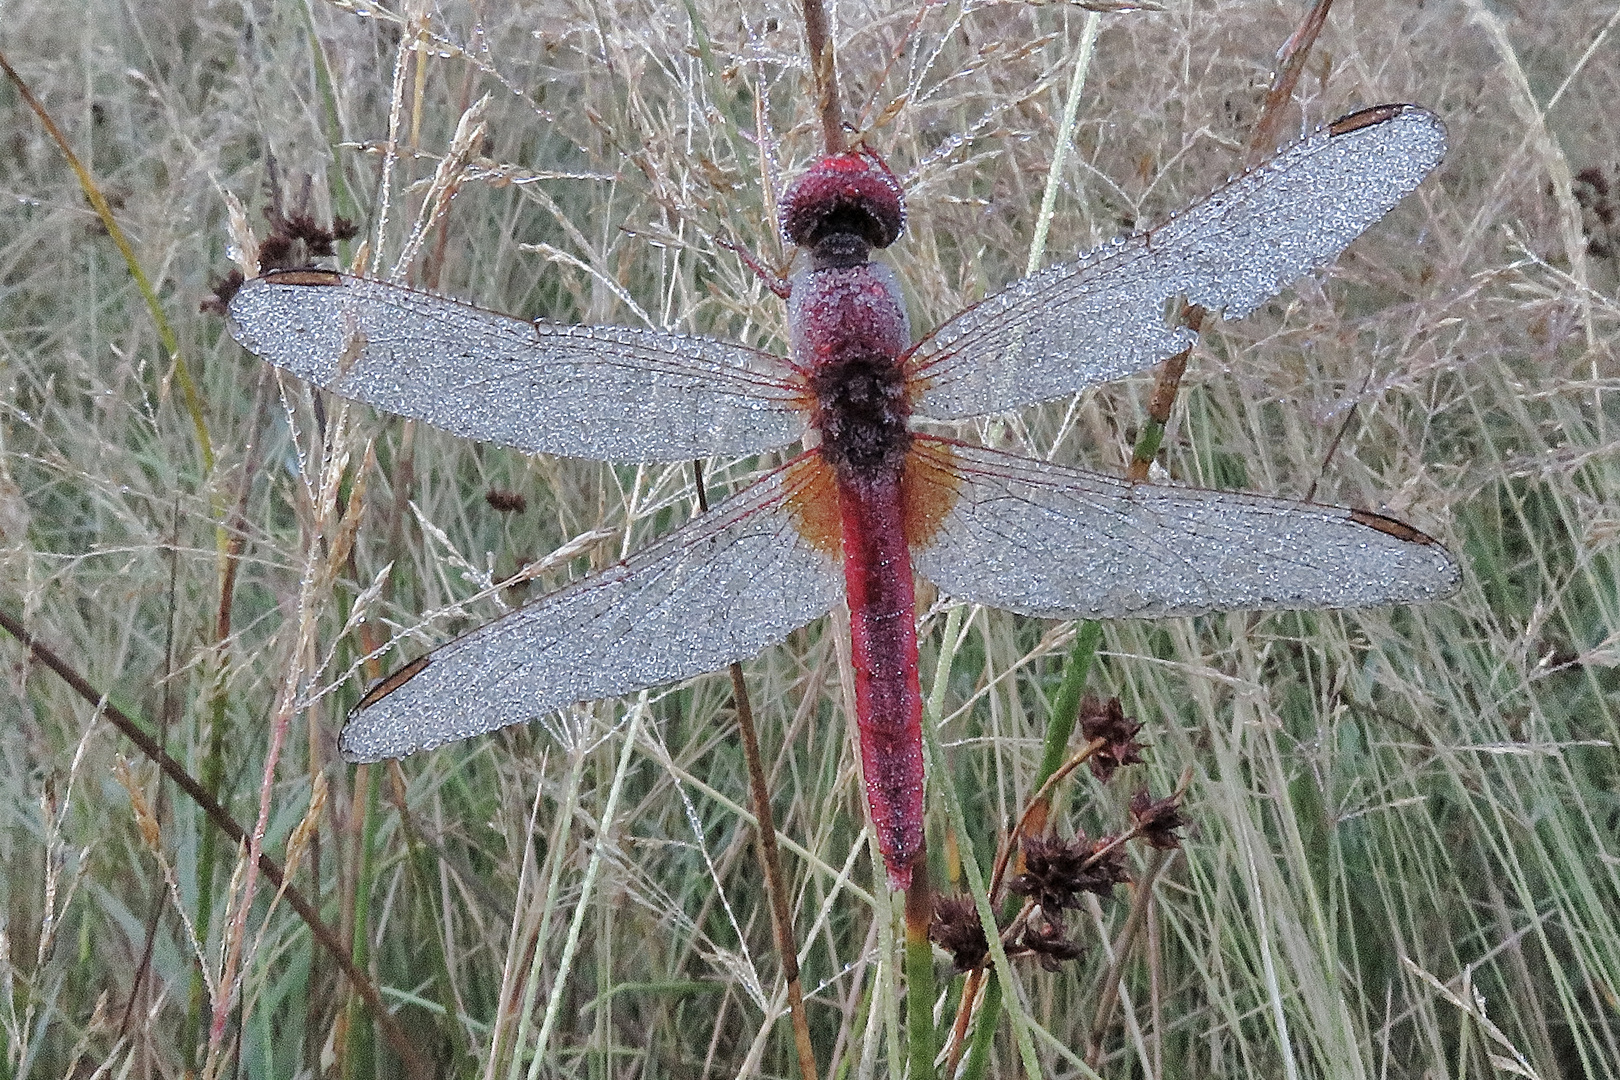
[1129,788,1189,850]
[929,895,989,973]
[1079,695,1146,782]
[1010,832,1132,912]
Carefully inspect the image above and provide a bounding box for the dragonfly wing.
[908,105,1447,419]
[909,439,1459,619]
[227,271,805,461]
[341,458,843,761]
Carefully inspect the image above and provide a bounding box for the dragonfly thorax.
[808,352,912,476]
[789,259,914,479]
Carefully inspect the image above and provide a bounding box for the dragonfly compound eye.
[780,147,906,252]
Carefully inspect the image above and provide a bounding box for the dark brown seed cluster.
[1128,789,1189,851]
[1010,833,1132,913]
[485,489,527,514]
[1079,694,1145,782]
[1573,165,1618,259]
[929,896,989,973]
[256,208,359,270]
[928,688,1189,976]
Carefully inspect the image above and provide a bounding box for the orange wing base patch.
[782,440,963,555]
[783,454,843,555]
[901,439,962,548]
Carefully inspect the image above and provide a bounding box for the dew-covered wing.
[340,459,843,761]
[908,438,1459,619]
[227,271,805,461]
[907,105,1447,419]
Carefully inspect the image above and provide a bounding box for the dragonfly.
[226,103,1459,890]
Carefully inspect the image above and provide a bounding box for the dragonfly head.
[781,146,905,268]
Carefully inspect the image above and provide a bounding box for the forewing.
[909,439,1459,619]
[908,105,1447,419]
[341,458,843,761]
[227,271,806,461]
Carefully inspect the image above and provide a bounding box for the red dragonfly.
[227,104,1459,890]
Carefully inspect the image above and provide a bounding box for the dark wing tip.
[337,655,434,763]
[1348,507,1439,544]
[1326,103,1446,153]
[257,268,346,287]
[355,654,432,711]
[1348,507,1463,598]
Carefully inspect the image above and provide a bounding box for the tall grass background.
[1,0,1616,1075]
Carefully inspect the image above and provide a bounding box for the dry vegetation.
[1,0,1617,1076]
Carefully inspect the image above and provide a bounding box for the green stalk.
[904,860,936,1077]
[0,50,214,477]
[1038,622,1104,787]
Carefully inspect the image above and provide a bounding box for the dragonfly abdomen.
[836,469,926,889]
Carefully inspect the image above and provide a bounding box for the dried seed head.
[929,895,990,973]
[1129,788,1189,850]
[1079,695,1146,782]
[1010,833,1131,912]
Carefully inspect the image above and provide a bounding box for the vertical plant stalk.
[529,703,645,1060]
[948,623,1102,1079]
[1126,304,1204,483]
[731,663,820,1080]
[1086,844,1178,1067]
[1245,0,1335,168]
[919,630,1046,1080]
[903,857,937,1076]
[1026,13,1102,277]
[122,505,183,1043]
[0,50,214,475]
[800,0,845,153]
[207,410,358,1070]
[932,20,1110,1071]
[501,755,584,1080]
[188,368,273,1058]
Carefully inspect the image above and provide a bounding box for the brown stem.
[942,965,984,1075]
[0,606,432,1079]
[732,663,820,1080]
[800,0,844,153]
[1246,0,1336,167]
[1130,3,1333,485]
[1306,369,1372,503]
[422,61,478,291]
[1127,305,1204,483]
[1084,765,1193,1065]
